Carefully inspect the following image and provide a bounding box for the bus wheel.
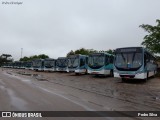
[153,71,156,78]
[85,70,88,75]
[110,70,113,77]
[144,72,148,82]
[122,78,126,82]
[75,73,79,75]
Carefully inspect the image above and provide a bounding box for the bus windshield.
[33,60,41,67]
[57,59,68,67]
[88,55,105,67]
[68,58,79,68]
[115,52,142,69]
[26,62,32,67]
[44,61,55,67]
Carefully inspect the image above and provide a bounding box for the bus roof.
[115,47,143,53]
[116,47,143,49]
[115,47,156,58]
[57,57,67,59]
[68,54,87,58]
[89,52,114,56]
[33,59,44,61]
[44,58,56,61]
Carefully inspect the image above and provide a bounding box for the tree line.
[66,48,114,57]
[0,54,13,66]
[19,54,49,61]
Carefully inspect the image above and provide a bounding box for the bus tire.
[153,70,156,77]
[122,78,126,82]
[145,72,148,82]
[110,70,113,77]
[85,70,88,75]
[75,73,79,75]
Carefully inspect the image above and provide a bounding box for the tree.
[1,54,12,59]
[38,54,49,59]
[19,54,49,61]
[66,48,98,57]
[0,54,13,66]
[19,56,30,61]
[105,49,115,54]
[66,48,115,57]
[140,19,160,54]
[66,50,75,57]
[74,48,90,55]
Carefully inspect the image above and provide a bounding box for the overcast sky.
[0,0,160,60]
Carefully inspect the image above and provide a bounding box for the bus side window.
[86,57,88,64]
[144,53,150,66]
[110,56,114,63]
[80,58,85,66]
[65,59,68,66]
[105,56,109,65]
[150,57,153,63]
[42,61,44,67]
[144,54,147,66]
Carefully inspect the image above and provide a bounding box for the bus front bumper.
[114,72,147,79]
[88,69,110,75]
[75,69,87,73]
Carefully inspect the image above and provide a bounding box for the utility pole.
[21,48,23,59]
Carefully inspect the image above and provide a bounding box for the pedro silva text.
[138,112,157,117]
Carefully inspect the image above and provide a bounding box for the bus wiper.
[121,53,126,62]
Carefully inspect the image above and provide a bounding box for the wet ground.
[0,68,160,120]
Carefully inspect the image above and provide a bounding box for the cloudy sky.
[0,0,160,60]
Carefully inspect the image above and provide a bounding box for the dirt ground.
[2,68,160,112]
[1,68,160,119]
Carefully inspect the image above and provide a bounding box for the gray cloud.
[0,0,160,60]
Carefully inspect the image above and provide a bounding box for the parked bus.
[19,61,26,69]
[44,58,56,71]
[56,57,68,72]
[114,47,157,81]
[2,62,13,68]
[32,59,44,71]
[13,61,21,69]
[25,61,33,70]
[87,52,114,76]
[67,54,88,74]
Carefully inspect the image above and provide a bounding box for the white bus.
[114,47,157,81]
[67,54,88,74]
[32,59,44,71]
[56,57,68,72]
[44,58,56,72]
[87,52,114,76]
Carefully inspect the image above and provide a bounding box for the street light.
[21,48,23,59]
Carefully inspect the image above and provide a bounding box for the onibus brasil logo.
[2,112,42,118]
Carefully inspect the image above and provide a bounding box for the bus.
[56,57,68,72]
[25,61,33,70]
[67,54,88,74]
[2,62,13,68]
[114,47,157,81]
[32,59,44,71]
[13,61,21,69]
[19,61,26,69]
[87,52,114,76]
[44,58,56,72]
